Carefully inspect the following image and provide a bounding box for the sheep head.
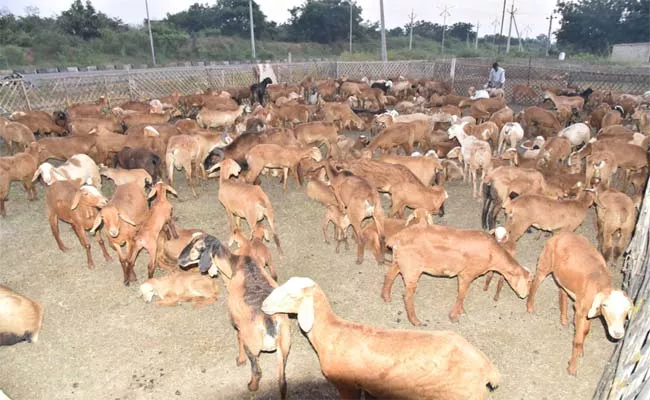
[72,185,108,210]
[139,281,157,303]
[91,206,136,238]
[262,276,317,332]
[588,289,632,340]
[178,234,232,279]
[32,163,66,185]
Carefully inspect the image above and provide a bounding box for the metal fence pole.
[527,57,532,86]
[450,57,457,87]
[127,70,136,100]
[19,80,32,110]
[205,67,212,90]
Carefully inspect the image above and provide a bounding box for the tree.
[556,0,649,54]
[409,20,443,41]
[59,0,122,40]
[448,22,474,41]
[289,0,364,44]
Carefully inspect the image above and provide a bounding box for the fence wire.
[0,58,648,114]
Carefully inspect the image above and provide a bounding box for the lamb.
[178,236,290,398]
[128,182,179,280]
[497,122,524,154]
[383,224,531,324]
[0,285,44,346]
[324,162,385,263]
[0,118,35,153]
[156,228,205,271]
[503,187,595,243]
[448,123,493,199]
[321,205,352,254]
[33,154,101,189]
[45,182,112,268]
[366,120,433,155]
[114,146,163,183]
[99,165,152,189]
[389,181,448,218]
[139,270,220,308]
[262,277,501,400]
[229,224,277,280]
[293,121,339,159]
[245,144,322,191]
[543,90,586,112]
[526,232,632,375]
[207,157,282,252]
[90,182,149,285]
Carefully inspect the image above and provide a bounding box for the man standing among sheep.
[486,62,505,89]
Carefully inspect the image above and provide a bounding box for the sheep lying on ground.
[0,285,44,346]
[139,270,220,308]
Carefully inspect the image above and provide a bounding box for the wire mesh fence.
[593,177,650,399]
[0,58,648,114]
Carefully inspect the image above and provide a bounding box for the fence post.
[450,57,457,87]
[127,69,136,100]
[288,53,293,83]
[527,57,532,86]
[220,70,225,88]
[19,80,32,110]
[205,67,212,89]
[336,61,339,78]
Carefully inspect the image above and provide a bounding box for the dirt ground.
[1,152,622,400]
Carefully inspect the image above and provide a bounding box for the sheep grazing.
[245,144,322,191]
[262,277,501,399]
[45,182,111,268]
[33,154,101,189]
[196,104,249,129]
[504,187,595,244]
[0,285,44,346]
[128,182,179,279]
[139,270,220,308]
[208,157,282,253]
[558,123,591,148]
[178,235,290,398]
[527,232,632,375]
[383,224,531,324]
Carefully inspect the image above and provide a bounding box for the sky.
[4,0,557,39]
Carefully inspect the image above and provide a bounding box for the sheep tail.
[486,364,502,391]
[264,202,283,255]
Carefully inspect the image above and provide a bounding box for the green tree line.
[0,0,644,68]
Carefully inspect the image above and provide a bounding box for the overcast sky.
[4,0,557,39]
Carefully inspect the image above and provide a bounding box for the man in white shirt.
[486,62,505,89]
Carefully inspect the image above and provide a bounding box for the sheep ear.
[297,294,315,332]
[71,191,82,210]
[198,249,214,275]
[165,185,178,196]
[588,292,605,318]
[90,213,103,233]
[119,213,137,226]
[405,213,415,226]
[147,186,158,199]
[32,166,43,182]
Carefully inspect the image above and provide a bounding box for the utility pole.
[439,5,451,54]
[349,1,353,53]
[144,0,156,66]
[498,0,507,51]
[512,12,523,52]
[475,21,480,49]
[545,14,554,56]
[505,2,516,54]
[379,0,387,61]
[249,0,256,60]
[491,18,499,50]
[408,9,416,50]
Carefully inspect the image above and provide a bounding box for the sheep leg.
[471,168,479,199]
[282,168,289,192]
[292,166,302,188]
[494,276,505,301]
[192,296,217,309]
[244,345,262,392]
[155,296,181,307]
[236,330,247,366]
[94,231,112,261]
[381,260,401,303]
[72,223,94,268]
[526,261,550,314]
[567,313,590,376]
[266,256,278,281]
[185,161,197,198]
[449,275,472,322]
[0,198,6,217]
[559,290,569,326]
[48,210,71,252]
[334,383,362,400]
[276,320,290,399]
[23,180,36,201]
[602,225,615,263]
[146,245,158,279]
[322,216,332,244]
[403,274,423,326]
[483,271,494,292]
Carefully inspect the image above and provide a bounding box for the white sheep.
[32,154,101,189]
[498,122,525,154]
[558,122,591,147]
